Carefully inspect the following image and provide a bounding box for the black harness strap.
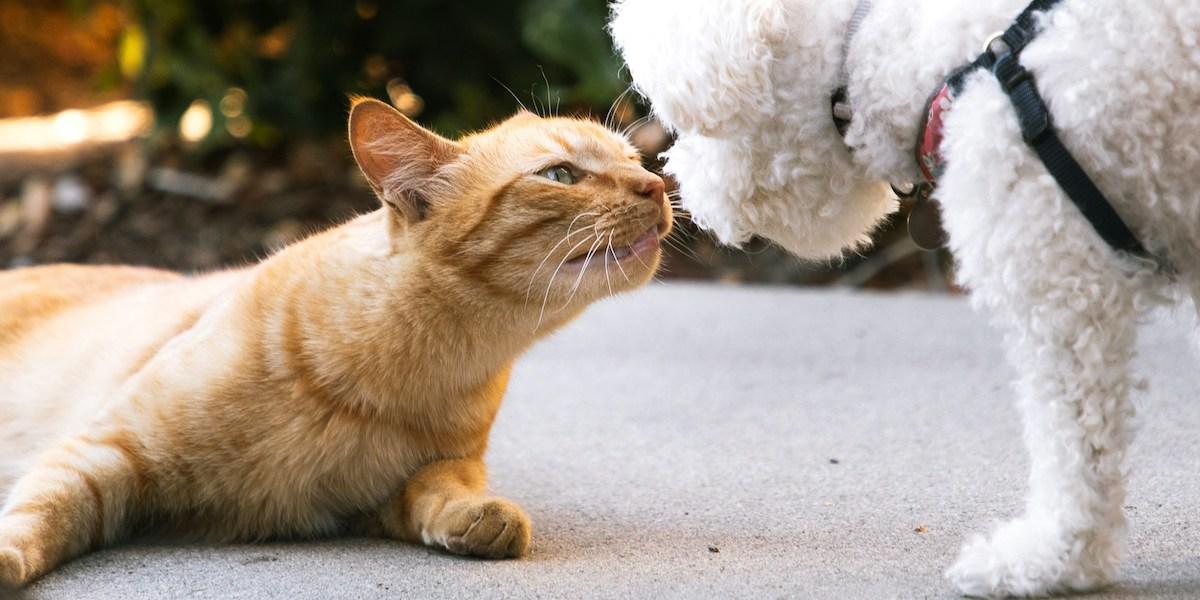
[833,0,1153,257]
[960,0,1149,256]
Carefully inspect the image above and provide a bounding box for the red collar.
[916,83,955,184]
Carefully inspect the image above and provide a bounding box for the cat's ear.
[348,98,462,223]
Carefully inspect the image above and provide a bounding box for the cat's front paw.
[0,547,27,588]
[437,497,531,559]
[946,517,1116,598]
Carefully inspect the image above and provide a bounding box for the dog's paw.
[946,518,1116,598]
[0,547,26,588]
[436,497,531,559]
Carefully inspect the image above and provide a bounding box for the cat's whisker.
[603,232,615,296]
[622,113,652,137]
[605,85,634,130]
[529,83,543,117]
[663,233,704,265]
[672,221,700,241]
[611,232,632,284]
[492,77,528,113]
[536,234,597,332]
[566,212,601,241]
[525,211,604,304]
[561,236,606,310]
[538,66,555,117]
[661,235,683,257]
[620,114,654,140]
[661,232,684,252]
[666,224,695,245]
[528,216,597,300]
[629,240,653,271]
[666,204,694,224]
[525,232,578,305]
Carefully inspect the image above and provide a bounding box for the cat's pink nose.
[634,176,665,204]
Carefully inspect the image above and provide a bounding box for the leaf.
[118,24,147,80]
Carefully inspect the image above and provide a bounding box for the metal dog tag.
[908,194,947,250]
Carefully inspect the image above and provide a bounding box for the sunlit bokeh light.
[219,88,247,118]
[257,23,294,59]
[356,1,378,20]
[0,101,152,155]
[51,110,89,145]
[179,100,213,143]
[364,54,388,82]
[387,79,424,117]
[226,116,252,139]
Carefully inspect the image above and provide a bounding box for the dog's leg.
[947,283,1138,596]
[927,65,1166,593]
[945,251,1140,596]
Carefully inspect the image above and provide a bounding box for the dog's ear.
[610,0,785,138]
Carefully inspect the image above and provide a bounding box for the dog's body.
[612,0,1200,596]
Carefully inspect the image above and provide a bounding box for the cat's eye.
[538,165,577,185]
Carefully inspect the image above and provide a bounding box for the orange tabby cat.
[0,98,670,586]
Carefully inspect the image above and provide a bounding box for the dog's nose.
[633,175,665,205]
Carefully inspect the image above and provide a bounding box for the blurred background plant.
[0,0,953,289]
[128,0,625,147]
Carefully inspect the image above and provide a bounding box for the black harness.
[838,0,1151,258]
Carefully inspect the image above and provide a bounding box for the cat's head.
[348,98,671,313]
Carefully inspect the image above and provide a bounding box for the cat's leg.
[944,261,1142,596]
[0,432,144,586]
[374,458,531,558]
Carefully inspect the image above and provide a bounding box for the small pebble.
[53,174,91,214]
[0,200,21,239]
[707,545,720,553]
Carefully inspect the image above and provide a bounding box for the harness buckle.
[993,54,1032,92]
[981,30,1008,56]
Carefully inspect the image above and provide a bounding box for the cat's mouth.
[565,226,659,266]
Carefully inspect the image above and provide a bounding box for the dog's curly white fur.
[612,0,1200,596]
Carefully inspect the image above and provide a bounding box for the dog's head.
[610,0,895,259]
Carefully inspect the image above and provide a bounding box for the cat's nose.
[633,175,665,205]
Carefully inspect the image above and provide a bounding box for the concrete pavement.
[27,284,1200,599]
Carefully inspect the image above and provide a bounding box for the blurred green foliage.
[124,0,625,147]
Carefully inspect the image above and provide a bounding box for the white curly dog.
[612,0,1200,596]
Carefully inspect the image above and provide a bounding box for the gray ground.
[25,284,1200,599]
